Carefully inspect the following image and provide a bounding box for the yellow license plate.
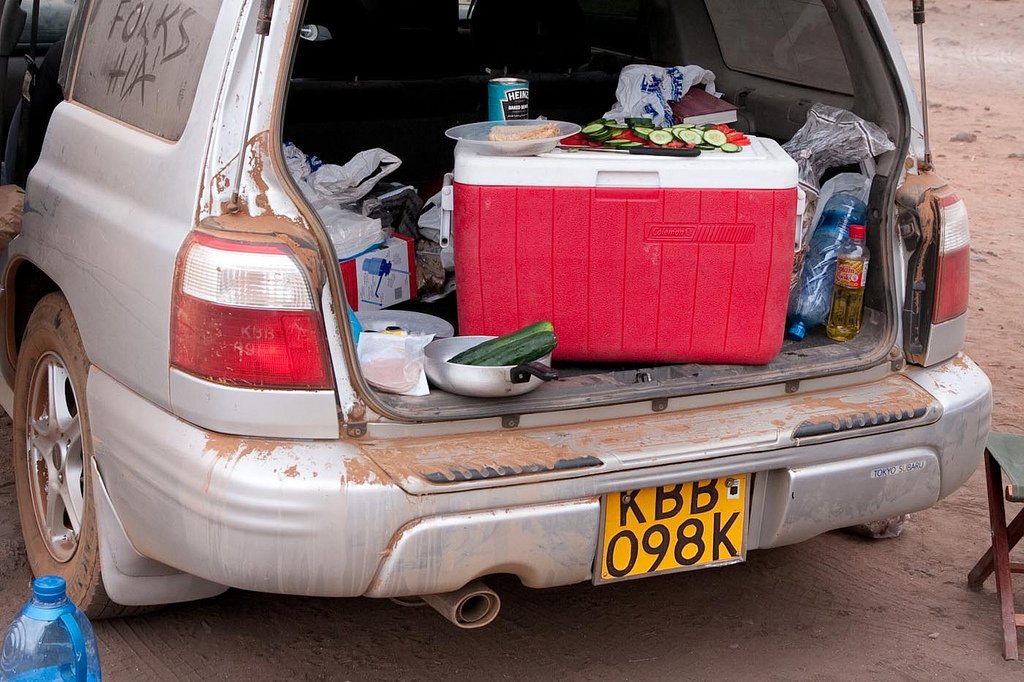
[596,476,748,583]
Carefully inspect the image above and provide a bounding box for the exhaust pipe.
[420,581,501,629]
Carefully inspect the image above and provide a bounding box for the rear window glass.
[705,0,854,95]
[71,0,222,141]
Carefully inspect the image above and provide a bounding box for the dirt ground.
[2,1,1024,679]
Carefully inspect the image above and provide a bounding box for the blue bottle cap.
[32,576,68,604]
[787,321,807,341]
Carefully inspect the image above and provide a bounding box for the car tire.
[12,292,142,618]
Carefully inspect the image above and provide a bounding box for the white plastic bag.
[286,146,405,259]
[357,332,434,396]
[306,148,402,205]
[283,142,316,181]
[603,65,719,128]
[417,191,455,271]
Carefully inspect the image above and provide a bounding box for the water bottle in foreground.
[1,576,102,681]
[786,192,867,341]
[827,224,871,341]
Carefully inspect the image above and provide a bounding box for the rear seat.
[285,78,481,186]
[470,0,590,73]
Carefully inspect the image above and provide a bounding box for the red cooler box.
[453,137,799,364]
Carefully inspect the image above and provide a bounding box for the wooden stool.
[968,432,1024,660]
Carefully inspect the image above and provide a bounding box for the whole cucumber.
[449,322,556,366]
[462,331,558,367]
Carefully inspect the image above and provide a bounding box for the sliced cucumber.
[633,127,654,139]
[697,143,717,151]
[720,143,742,153]
[677,129,704,145]
[619,141,644,148]
[672,123,696,130]
[647,129,675,146]
[582,123,607,136]
[626,117,655,127]
[702,129,729,147]
[605,139,635,146]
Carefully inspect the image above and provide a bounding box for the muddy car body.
[0,0,990,622]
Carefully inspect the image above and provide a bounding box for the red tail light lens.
[170,232,334,390]
[933,194,970,324]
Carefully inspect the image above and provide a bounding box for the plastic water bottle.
[1,576,102,681]
[347,305,363,344]
[786,192,867,341]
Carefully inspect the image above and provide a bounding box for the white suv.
[0,0,989,627]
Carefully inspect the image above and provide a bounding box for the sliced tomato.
[561,133,589,146]
[734,138,752,146]
[726,132,746,142]
[666,140,685,149]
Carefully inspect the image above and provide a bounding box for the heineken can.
[488,78,530,121]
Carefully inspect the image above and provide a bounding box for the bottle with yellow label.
[827,224,870,342]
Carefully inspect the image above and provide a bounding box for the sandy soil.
[2,1,1024,679]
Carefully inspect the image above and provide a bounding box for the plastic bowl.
[445,120,582,157]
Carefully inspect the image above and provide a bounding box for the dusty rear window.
[705,0,854,95]
[71,0,222,141]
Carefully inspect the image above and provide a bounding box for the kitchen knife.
[557,145,701,157]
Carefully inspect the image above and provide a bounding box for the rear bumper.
[87,355,990,601]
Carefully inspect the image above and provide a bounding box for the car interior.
[0,0,71,185]
[281,0,907,418]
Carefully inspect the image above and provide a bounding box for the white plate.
[355,310,455,339]
[445,120,582,157]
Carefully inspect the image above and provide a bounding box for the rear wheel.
[12,292,135,618]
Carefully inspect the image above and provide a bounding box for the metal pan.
[424,336,558,398]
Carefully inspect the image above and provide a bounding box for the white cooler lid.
[453,135,798,190]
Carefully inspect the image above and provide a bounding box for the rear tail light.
[933,193,970,324]
[170,232,334,390]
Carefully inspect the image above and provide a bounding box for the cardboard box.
[340,234,417,311]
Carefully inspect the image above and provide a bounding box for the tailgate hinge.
[346,422,368,439]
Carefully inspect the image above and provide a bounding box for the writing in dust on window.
[105,1,198,106]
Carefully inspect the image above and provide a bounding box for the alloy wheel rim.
[25,352,84,563]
